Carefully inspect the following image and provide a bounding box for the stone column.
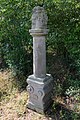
[33,35,46,78]
[27,6,53,114]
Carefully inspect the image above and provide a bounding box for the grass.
[0,69,49,120]
[0,69,28,120]
[0,69,80,120]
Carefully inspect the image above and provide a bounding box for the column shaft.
[33,36,46,78]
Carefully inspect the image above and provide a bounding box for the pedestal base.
[27,74,53,114]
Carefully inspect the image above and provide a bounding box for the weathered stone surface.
[27,6,53,114]
[31,6,48,30]
[27,74,53,113]
[33,36,46,78]
[29,6,49,78]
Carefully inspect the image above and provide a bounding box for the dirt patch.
[0,70,53,120]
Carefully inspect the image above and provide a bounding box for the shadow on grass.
[45,102,80,120]
[46,52,80,120]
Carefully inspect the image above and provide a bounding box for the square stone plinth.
[27,74,53,114]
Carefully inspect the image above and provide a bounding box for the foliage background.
[0,0,80,95]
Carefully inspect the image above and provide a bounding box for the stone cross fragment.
[27,6,53,114]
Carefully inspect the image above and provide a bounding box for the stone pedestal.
[27,74,53,113]
[27,6,53,114]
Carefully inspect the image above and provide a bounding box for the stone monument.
[27,6,53,114]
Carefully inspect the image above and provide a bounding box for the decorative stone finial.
[31,6,48,30]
